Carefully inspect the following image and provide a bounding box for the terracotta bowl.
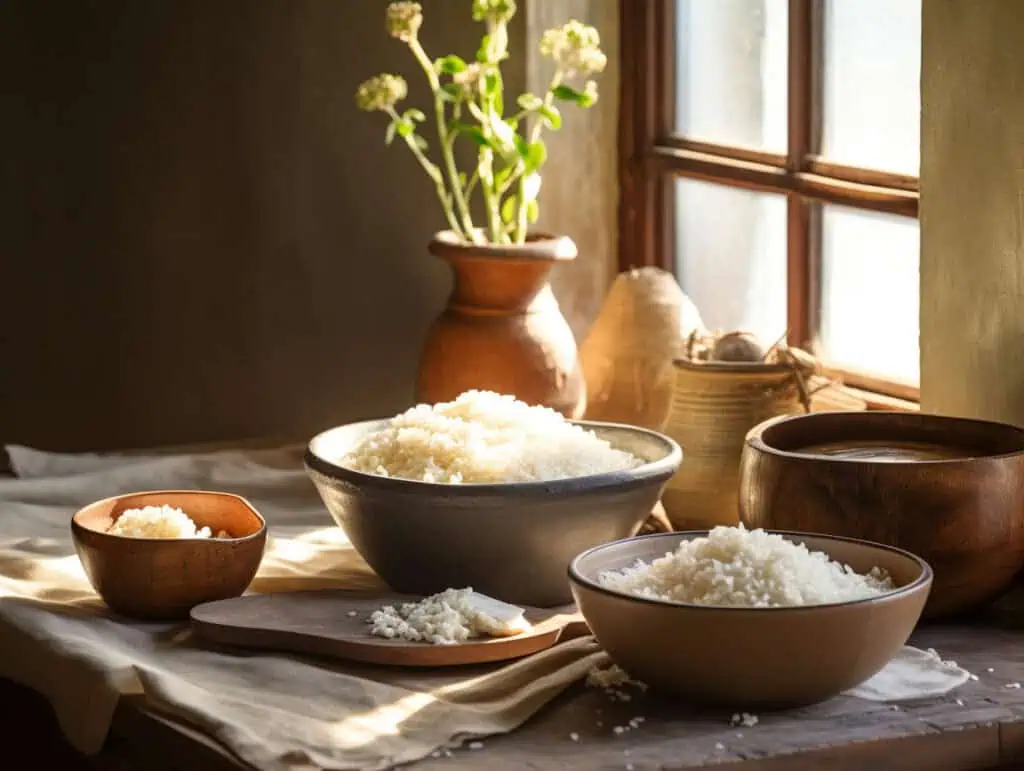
[569,530,932,708]
[740,411,1024,618]
[304,419,682,607]
[71,490,267,620]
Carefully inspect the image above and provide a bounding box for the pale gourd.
[580,267,705,431]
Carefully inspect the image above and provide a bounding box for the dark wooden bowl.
[740,411,1024,618]
[72,490,267,620]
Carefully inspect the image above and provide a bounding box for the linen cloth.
[845,646,972,701]
[0,443,971,770]
[0,443,605,771]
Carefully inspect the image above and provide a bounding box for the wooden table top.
[4,622,1018,771]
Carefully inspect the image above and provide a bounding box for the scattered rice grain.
[730,712,759,728]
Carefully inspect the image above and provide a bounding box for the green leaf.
[538,104,562,130]
[500,195,517,224]
[552,84,595,108]
[448,121,495,150]
[435,55,468,75]
[517,93,543,111]
[484,70,504,114]
[476,34,492,63]
[439,83,463,102]
[515,93,561,129]
[494,165,515,189]
[521,140,547,175]
[526,199,539,223]
[513,133,529,159]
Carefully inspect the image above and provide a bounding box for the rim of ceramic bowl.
[747,410,1024,465]
[70,490,267,543]
[568,529,933,612]
[304,418,683,496]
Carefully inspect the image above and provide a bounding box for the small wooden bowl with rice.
[71,490,267,620]
[305,391,683,608]
[569,527,932,708]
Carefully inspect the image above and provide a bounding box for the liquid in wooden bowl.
[797,439,977,462]
[740,411,1024,617]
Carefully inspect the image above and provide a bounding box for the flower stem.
[409,39,480,242]
[513,72,562,244]
[464,168,480,200]
[480,148,505,243]
[387,108,463,236]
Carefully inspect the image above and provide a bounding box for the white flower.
[472,0,517,25]
[355,74,408,112]
[540,20,607,77]
[386,2,423,43]
[452,62,484,90]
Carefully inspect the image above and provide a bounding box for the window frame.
[618,0,921,404]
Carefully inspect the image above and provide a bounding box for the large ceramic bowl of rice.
[304,390,682,607]
[569,526,932,708]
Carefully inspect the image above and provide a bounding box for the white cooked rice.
[107,505,230,539]
[342,390,642,484]
[598,525,895,607]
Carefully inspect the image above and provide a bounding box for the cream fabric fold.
[844,645,972,701]
[0,444,601,770]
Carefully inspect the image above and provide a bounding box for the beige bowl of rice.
[569,526,932,708]
[305,391,682,607]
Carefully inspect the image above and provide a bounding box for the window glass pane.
[674,178,787,344]
[674,0,788,152]
[821,0,921,175]
[817,205,919,385]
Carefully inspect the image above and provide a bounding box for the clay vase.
[416,230,586,418]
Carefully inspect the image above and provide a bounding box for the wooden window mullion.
[618,1,657,270]
[786,0,815,349]
[656,0,677,275]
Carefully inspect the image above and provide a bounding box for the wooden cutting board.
[190,589,590,667]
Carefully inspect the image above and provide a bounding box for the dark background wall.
[0,0,529,451]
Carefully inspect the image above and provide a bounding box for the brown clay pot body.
[416,231,586,418]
